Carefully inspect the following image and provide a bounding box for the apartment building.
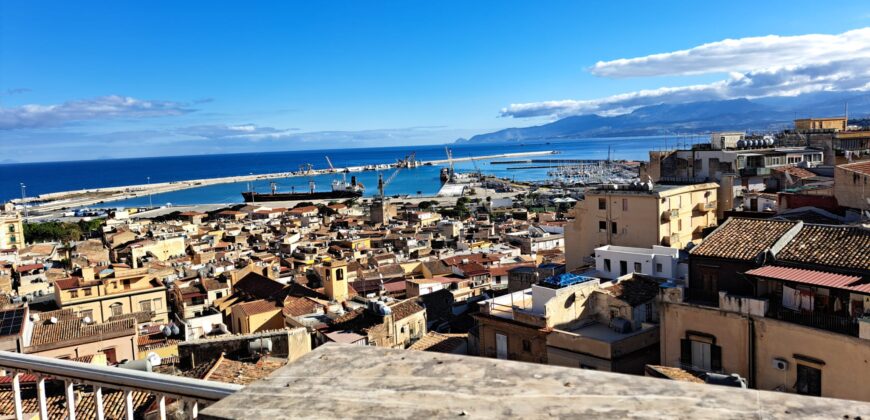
[0,204,24,250]
[565,182,718,271]
[660,218,870,401]
[53,268,170,324]
[833,161,870,213]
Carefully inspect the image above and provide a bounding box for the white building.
[593,245,686,282]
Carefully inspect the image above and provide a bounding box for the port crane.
[325,156,336,173]
[377,166,403,199]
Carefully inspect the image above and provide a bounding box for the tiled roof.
[689,218,798,261]
[15,263,44,273]
[235,299,281,317]
[233,272,285,299]
[389,299,424,321]
[839,160,870,176]
[408,332,467,353]
[770,165,816,179]
[282,295,322,317]
[0,388,154,419]
[602,275,661,307]
[29,317,136,348]
[203,354,286,385]
[746,266,870,293]
[776,225,870,271]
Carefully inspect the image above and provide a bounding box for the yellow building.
[794,117,847,132]
[53,268,170,324]
[230,299,284,334]
[565,183,719,271]
[0,207,24,250]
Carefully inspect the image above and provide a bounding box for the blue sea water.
[0,136,695,207]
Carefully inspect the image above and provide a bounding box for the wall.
[834,164,870,211]
[474,314,549,364]
[753,317,870,401]
[178,328,311,369]
[659,301,750,377]
[28,333,137,363]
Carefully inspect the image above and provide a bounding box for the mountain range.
[457,91,870,144]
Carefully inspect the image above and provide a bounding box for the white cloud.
[0,95,195,129]
[503,28,870,119]
[176,124,297,140]
[591,28,870,78]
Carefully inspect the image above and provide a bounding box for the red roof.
[15,263,44,273]
[746,266,870,294]
[839,160,870,176]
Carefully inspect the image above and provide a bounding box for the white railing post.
[37,376,48,420]
[95,385,105,420]
[12,372,23,420]
[158,395,167,420]
[65,380,77,420]
[125,389,135,420]
[192,401,199,419]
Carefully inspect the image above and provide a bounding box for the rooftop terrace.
[200,344,869,419]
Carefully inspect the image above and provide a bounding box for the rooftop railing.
[0,351,242,420]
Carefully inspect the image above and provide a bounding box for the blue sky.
[2,1,870,162]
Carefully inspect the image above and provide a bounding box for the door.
[495,333,508,360]
[796,364,822,396]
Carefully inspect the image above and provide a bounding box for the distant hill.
[457,92,870,144]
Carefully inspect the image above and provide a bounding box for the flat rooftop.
[201,344,870,419]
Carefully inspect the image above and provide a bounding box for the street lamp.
[19,183,27,218]
[146,177,153,208]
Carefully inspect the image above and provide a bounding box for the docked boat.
[241,177,364,202]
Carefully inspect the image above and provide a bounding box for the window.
[84,288,92,296]
[598,221,607,232]
[8,225,14,233]
[656,263,663,273]
[619,261,628,276]
[603,259,611,272]
[796,364,822,396]
[140,300,152,313]
[611,222,618,234]
[80,309,93,320]
[110,303,123,317]
[522,339,531,353]
[633,262,642,273]
[69,290,78,298]
[336,268,344,281]
[153,298,162,310]
[680,334,721,372]
[622,199,628,211]
[598,198,606,210]
[678,219,683,231]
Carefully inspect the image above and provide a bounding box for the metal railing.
[0,350,243,420]
[767,306,859,336]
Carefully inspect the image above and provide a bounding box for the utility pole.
[146,176,153,208]
[19,183,28,218]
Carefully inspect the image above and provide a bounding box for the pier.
[13,150,556,216]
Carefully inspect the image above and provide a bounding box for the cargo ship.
[242,177,364,202]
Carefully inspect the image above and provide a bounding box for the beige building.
[794,117,847,132]
[834,161,869,212]
[53,268,170,324]
[24,308,138,364]
[659,289,870,402]
[0,205,25,250]
[119,236,186,268]
[565,183,718,271]
[230,299,284,334]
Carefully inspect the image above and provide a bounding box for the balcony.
[660,209,680,222]
[695,201,716,212]
[0,351,242,419]
[767,303,859,336]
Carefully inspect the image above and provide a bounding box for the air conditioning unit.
[772,358,789,371]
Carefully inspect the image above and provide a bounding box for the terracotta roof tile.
[746,266,870,293]
[389,299,424,321]
[776,224,870,271]
[408,332,467,353]
[235,299,281,317]
[29,317,136,348]
[690,218,798,261]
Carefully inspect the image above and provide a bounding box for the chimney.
[81,266,95,281]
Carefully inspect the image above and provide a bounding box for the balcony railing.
[767,305,859,336]
[695,201,716,212]
[0,351,242,420]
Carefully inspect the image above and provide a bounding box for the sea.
[0,136,699,207]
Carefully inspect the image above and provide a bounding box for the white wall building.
[593,245,686,282]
